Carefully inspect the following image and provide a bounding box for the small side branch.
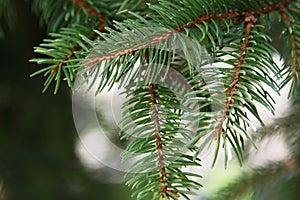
[280,10,298,79]
[148,84,168,197]
[51,33,98,75]
[149,84,180,198]
[214,15,257,139]
[70,0,106,31]
[52,0,108,75]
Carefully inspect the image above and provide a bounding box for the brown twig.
[148,84,168,197]
[279,10,298,79]
[213,14,257,139]
[148,84,180,198]
[70,0,106,31]
[51,0,107,75]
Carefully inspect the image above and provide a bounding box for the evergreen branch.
[50,33,98,75]
[279,7,300,96]
[84,0,296,67]
[211,23,280,165]
[214,15,258,139]
[186,19,280,166]
[30,0,157,94]
[280,11,298,77]
[31,0,111,94]
[120,82,201,199]
[148,84,167,195]
[81,0,291,168]
[70,0,106,31]
[30,25,95,94]
[84,12,238,66]
[148,84,178,199]
[31,0,106,32]
[26,0,300,199]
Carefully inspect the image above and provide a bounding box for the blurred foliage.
[0,0,16,38]
[0,1,130,199]
[203,86,300,200]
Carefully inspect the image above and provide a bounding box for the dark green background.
[0,1,130,199]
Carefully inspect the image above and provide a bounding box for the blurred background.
[0,1,131,199]
[0,1,300,200]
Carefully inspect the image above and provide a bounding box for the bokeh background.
[0,1,130,199]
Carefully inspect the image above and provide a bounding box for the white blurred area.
[0,182,5,200]
[73,54,293,198]
[72,79,133,183]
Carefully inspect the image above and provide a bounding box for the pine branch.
[120,82,201,199]
[279,5,300,96]
[84,0,297,67]
[214,15,258,140]
[31,0,107,32]
[30,0,111,94]
[148,84,168,197]
[26,0,300,199]
[70,0,106,31]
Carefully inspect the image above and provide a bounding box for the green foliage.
[30,24,94,94]
[31,0,105,32]
[205,87,300,200]
[31,0,156,32]
[0,0,16,38]
[279,5,300,96]
[207,161,298,200]
[2,0,300,199]
[120,83,202,199]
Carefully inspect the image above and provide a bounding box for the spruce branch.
[31,0,107,32]
[120,81,201,199]
[279,6,300,96]
[214,15,258,140]
[207,22,280,166]
[84,0,297,67]
[30,0,111,94]
[148,83,175,199]
[30,25,96,94]
[79,0,299,174]
[30,0,157,94]
[24,0,300,199]
[70,0,107,31]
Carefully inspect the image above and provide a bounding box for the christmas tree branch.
[121,82,201,199]
[149,84,171,198]
[70,0,106,31]
[26,0,300,198]
[31,0,111,93]
[50,0,108,75]
[279,8,300,96]
[214,15,257,139]
[85,0,296,67]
